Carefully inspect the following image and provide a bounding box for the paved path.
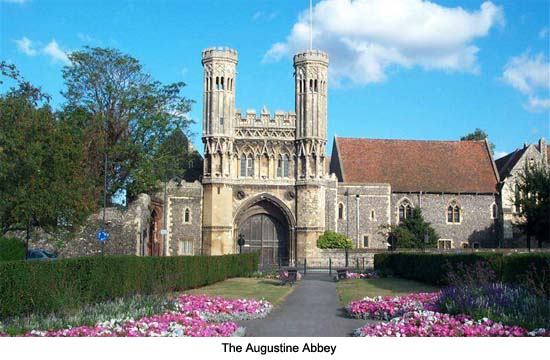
[240,274,369,337]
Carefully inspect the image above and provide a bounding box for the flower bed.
[345,270,381,280]
[1,295,271,337]
[349,292,549,337]
[347,292,440,320]
[353,310,546,337]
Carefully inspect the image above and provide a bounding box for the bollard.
[329,258,332,275]
[304,258,307,274]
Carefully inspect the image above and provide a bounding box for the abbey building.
[30,46,535,262]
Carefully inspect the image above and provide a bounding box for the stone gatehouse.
[27,46,504,263]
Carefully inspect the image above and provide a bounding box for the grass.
[185,277,296,307]
[336,277,440,306]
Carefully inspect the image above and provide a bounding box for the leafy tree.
[378,208,438,248]
[0,63,96,245]
[153,127,203,184]
[460,128,495,155]
[61,47,194,204]
[317,230,353,249]
[514,163,550,247]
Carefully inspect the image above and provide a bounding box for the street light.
[238,233,245,254]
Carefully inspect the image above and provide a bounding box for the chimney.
[540,137,547,164]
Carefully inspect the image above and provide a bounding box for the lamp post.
[238,233,245,254]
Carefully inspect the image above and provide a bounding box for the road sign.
[96,230,109,242]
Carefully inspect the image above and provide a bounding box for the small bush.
[0,253,258,319]
[317,231,353,249]
[0,237,26,261]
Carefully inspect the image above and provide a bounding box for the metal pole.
[329,258,332,275]
[304,258,307,275]
[163,179,167,256]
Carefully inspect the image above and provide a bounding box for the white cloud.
[494,151,508,159]
[264,0,504,86]
[14,37,37,56]
[502,52,550,112]
[42,40,70,65]
[252,10,278,22]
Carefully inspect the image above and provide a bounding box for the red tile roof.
[332,137,499,193]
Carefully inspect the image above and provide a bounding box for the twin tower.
[200,47,330,264]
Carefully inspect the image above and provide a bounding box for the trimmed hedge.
[0,253,258,318]
[374,252,550,289]
[0,237,26,261]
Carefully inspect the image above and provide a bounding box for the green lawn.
[185,277,296,307]
[336,277,440,306]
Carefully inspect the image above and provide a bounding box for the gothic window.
[309,79,313,92]
[314,79,318,92]
[491,203,498,219]
[447,201,461,223]
[240,155,246,177]
[220,77,225,90]
[184,208,191,224]
[247,157,254,177]
[338,203,344,220]
[210,77,213,91]
[301,155,306,177]
[363,235,369,248]
[215,77,219,90]
[220,117,224,132]
[277,155,283,177]
[398,200,413,223]
[283,154,290,177]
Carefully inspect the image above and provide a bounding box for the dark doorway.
[240,213,288,266]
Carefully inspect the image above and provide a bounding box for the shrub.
[317,230,353,249]
[0,253,258,319]
[0,237,26,261]
[374,252,549,293]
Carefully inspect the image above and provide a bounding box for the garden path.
[240,273,369,337]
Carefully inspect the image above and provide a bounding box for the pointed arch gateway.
[234,193,296,267]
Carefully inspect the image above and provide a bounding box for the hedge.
[0,237,26,261]
[374,252,549,290]
[0,253,258,318]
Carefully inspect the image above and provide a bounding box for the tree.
[514,163,550,247]
[61,47,194,204]
[460,128,495,155]
[378,208,438,248]
[0,63,96,245]
[153,127,203,184]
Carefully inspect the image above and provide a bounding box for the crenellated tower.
[201,47,237,256]
[201,47,237,179]
[293,50,329,260]
[294,50,329,179]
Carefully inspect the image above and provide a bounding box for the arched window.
[215,77,219,90]
[447,201,461,223]
[184,208,191,224]
[277,155,283,177]
[283,154,290,177]
[309,79,313,92]
[338,203,344,220]
[491,203,498,219]
[398,200,413,223]
[220,77,225,90]
[314,79,318,92]
[240,155,247,177]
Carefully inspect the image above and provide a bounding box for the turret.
[293,50,329,178]
[201,47,238,178]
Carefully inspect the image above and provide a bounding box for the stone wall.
[336,183,391,249]
[391,192,499,248]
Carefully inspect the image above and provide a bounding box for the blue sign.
[96,230,109,242]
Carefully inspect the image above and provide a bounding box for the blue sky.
[1,0,549,158]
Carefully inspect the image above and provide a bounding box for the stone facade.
[496,138,549,248]
[19,46,526,260]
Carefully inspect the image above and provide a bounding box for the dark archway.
[234,194,295,266]
[148,207,163,256]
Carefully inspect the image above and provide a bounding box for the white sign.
[160,229,168,235]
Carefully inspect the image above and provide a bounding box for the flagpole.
[309,0,313,51]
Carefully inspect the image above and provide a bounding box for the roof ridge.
[337,136,485,143]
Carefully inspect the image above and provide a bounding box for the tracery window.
[240,155,247,177]
[398,200,413,223]
[447,201,461,223]
[283,154,290,177]
[338,203,344,220]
